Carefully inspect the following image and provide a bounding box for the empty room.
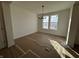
[0,1,79,58]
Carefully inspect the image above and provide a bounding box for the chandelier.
[38,4,45,19]
[41,4,44,19]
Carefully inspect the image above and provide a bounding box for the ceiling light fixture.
[38,4,45,19]
[41,4,44,19]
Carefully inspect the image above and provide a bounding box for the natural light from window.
[42,15,58,30]
[50,15,58,30]
[42,16,49,29]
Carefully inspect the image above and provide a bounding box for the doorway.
[0,2,7,49]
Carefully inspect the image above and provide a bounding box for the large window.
[42,15,58,30]
[42,16,49,29]
[50,15,58,30]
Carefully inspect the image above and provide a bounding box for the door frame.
[0,2,8,48]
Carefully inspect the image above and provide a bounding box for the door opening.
[0,2,8,49]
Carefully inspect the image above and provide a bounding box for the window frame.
[42,16,49,30]
[49,15,58,31]
[42,15,58,31]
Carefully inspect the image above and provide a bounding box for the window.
[50,15,58,30]
[42,15,58,30]
[42,16,49,29]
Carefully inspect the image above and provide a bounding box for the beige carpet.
[0,32,79,58]
[15,32,79,58]
[0,45,24,58]
[15,36,61,58]
[20,49,40,58]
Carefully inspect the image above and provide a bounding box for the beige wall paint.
[2,2,15,47]
[38,9,70,37]
[10,3,37,39]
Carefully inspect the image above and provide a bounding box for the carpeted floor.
[0,45,24,58]
[19,49,40,58]
[15,37,60,58]
[0,32,79,58]
[73,44,79,54]
[15,32,66,58]
[15,32,79,58]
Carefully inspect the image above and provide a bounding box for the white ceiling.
[11,1,75,14]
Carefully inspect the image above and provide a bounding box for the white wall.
[38,9,70,37]
[10,3,37,39]
[2,2,15,47]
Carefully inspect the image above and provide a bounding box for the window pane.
[42,16,49,29]
[43,22,48,29]
[50,15,58,30]
[43,16,49,22]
